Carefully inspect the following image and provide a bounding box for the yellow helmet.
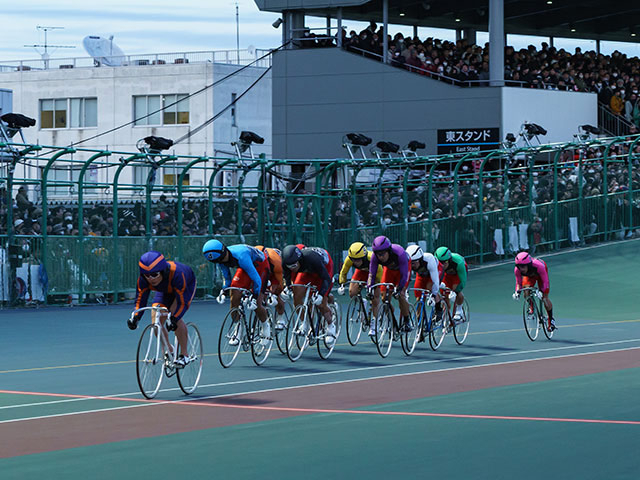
[348,242,367,259]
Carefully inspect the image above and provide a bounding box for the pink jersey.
[515,258,549,292]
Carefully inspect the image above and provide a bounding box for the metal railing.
[0,49,272,73]
[1,133,639,306]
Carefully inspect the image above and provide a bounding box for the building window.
[134,94,189,126]
[40,98,97,129]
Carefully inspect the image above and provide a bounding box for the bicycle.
[410,288,448,351]
[369,282,417,358]
[131,306,203,400]
[440,286,471,345]
[217,287,274,368]
[269,291,292,356]
[341,280,374,346]
[516,287,554,341]
[285,283,342,361]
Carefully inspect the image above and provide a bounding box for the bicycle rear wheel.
[177,322,203,395]
[523,297,539,341]
[218,308,244,368]
[251,312,274,366]
[375,305,394,358]
[400,303,419,356]
[453,299,470,345]
[318,302,341,359]
[540,301,554,339]
[345,295,364,346]
[429,303,447,351]
[286,304,310,362]
[136,323,165,399]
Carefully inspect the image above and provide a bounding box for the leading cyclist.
[129,251,196,367]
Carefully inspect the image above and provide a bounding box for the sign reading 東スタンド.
[437,127,500,155]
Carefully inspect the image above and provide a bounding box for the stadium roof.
[255,0,640,45]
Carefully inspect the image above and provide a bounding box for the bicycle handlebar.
[129,306,171,321]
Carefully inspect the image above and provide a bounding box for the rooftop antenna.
[235,1,240,63]
[24,26,75,69]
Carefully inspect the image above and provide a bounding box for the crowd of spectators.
[334,23,640,128]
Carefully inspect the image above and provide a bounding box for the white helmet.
[406,244,423,261]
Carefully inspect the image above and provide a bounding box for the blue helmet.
[139,251,168,275]
[202,239,227,262]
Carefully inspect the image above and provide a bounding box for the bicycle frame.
[131,306,178,370]
[369,282,402,337]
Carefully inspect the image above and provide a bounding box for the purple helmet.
[139,251,168,274]
[371,235,392,252]
[515,252,532,265]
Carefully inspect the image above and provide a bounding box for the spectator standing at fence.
[15,186,31,213]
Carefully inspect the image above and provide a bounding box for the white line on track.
[1,341,639,424]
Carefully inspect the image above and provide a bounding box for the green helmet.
[434,246,452,262]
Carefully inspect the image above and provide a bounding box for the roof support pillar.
[382,0,388,63]
[489,0,505,86]
[337,8,343,47]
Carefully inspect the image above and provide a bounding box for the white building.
[0,49,272,197]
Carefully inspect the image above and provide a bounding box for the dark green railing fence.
[1,134,639,305]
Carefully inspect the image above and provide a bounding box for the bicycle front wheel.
[251,313,274,366]
[375,305,394,358]
[286,304,310,362]
[540,301,554,340]
[177,322,203,395]
[453,299,470,345]
[136,323,165,399]
[318,302,341,359]
[401,303,419,356]
[345,295,364,346]
[275,303,292,355]
[429,303,447,351]
[523,297,539,341]
[218,308,245,368]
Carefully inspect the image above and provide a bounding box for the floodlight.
[407,140,425,152]
[345,133,372,146]
[376,141,400,153]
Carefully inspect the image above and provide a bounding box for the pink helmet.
[515,252,532,265]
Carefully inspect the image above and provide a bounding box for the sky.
[1,0,639,63]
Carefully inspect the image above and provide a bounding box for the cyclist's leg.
[169,282,196,358]
[348,281,360,298]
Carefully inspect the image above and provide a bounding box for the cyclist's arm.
[133,276,150,319]
[170,270,189,321]
[514,267,523,291]
[306,252,331,296]
[454,256,467,292]
[426,256,440,295]
[338,256,353,285]
[238,255,262,296]
[220,264,232,290]
[271,256,284,289]
[392,245,410,289]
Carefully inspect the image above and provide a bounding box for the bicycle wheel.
[218,308,245,368]
[286,304,310,362]
[318,302,341,359]
[374,304,394,358]
[136,323,165,399]
[540,301,554,340]
[345,295,364,346]
[177,322,203,395]
[275,303,291,355]
[401,303,419,356]
[251,312,274,366]
[453,299,470,345]
[523,297,540,341]
[429,303,447,351]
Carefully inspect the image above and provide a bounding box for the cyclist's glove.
[337,284,346,296]
[166,319,178,332]
[311,293,323,305]
[127,316,140,330]
[512,291,520,301]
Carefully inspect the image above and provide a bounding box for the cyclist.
[256,245,288,331]
[338,241,383,326]
[202,239,271,345]
[512,251,556,331]
[434,246,467,322]
[281,244,337,341]
[407,244,442,341]
[367,235,412,335]
[129,251,196,367]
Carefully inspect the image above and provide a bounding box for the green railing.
[1,134,639,305]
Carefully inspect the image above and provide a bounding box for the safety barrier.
[1,134,639,305]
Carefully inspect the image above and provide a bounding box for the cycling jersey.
[338,250,383,285]
[256,245,284,289]
[219,244,268,296]
[134,261,196,321]
[439,252,468,292]
[515,258,550,294]
[412,252,440,297]
[284,247,333,296]
[368,243,410,289]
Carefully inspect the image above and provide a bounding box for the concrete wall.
[501,88,597,145]
[272,48,503,158]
